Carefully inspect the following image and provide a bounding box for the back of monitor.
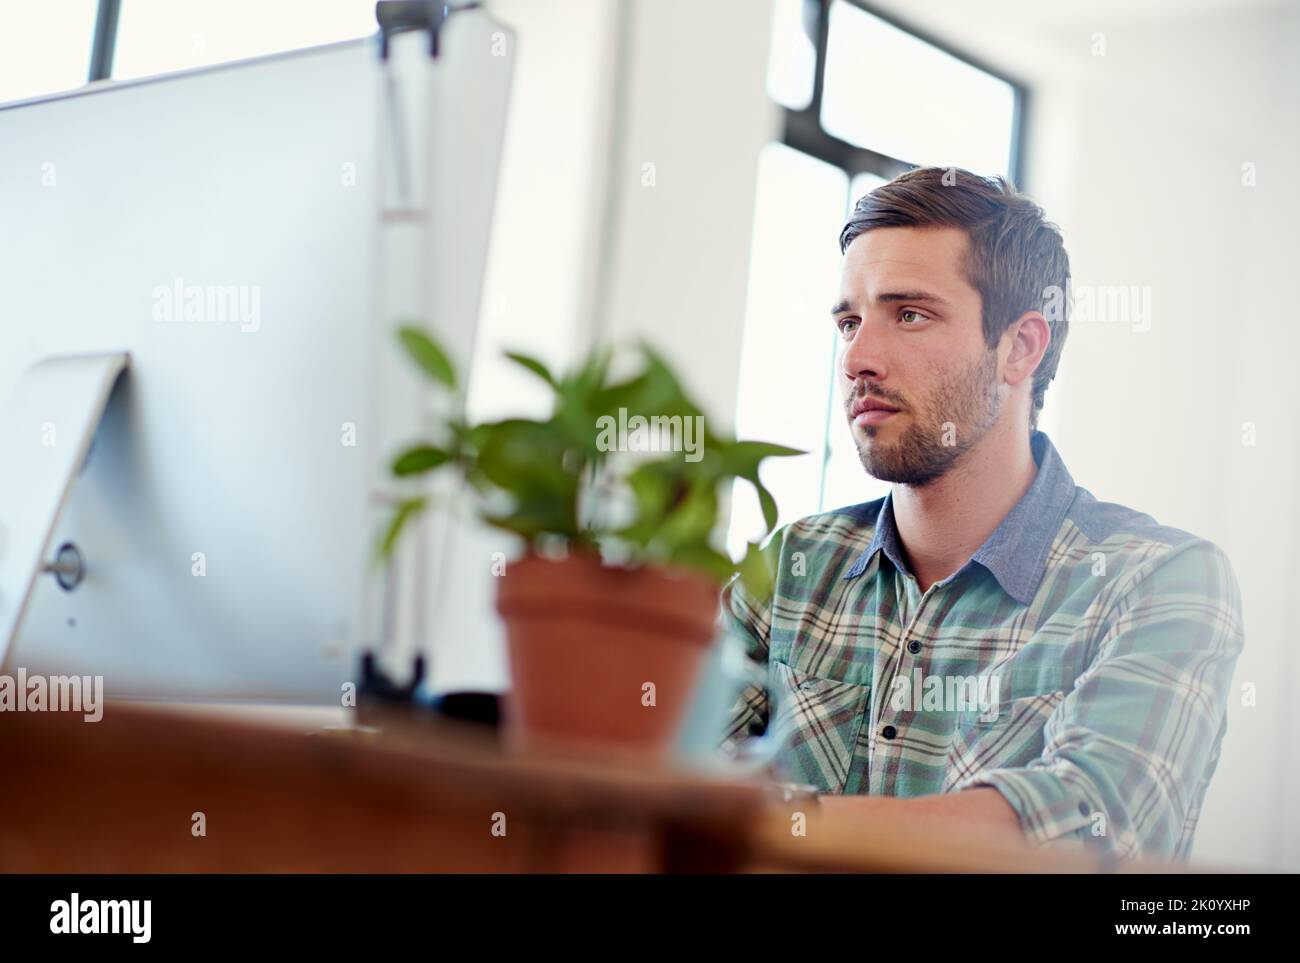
[0,13,514,701]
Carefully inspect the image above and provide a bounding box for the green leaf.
[481,497,579,541]
[376,496,428,564]
[751,475,779,534]
[475,420,581,536]
[552,346,616,450]
[737,540,775,600]
[640,344,692,403]
[392,445,453,476]
[504,351,559,389]
[398,325,457,388]
[720,440,806,478]
[573,345,613,399]
[653,478,718,556]
[667,543,735,585]
[450,420,493,456]
[618,462,675,544]
[595,369,689,421]
[478,421,573,491]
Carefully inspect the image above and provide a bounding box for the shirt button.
[907,640,921,654]
[881,725,897,740]
[1078,802,1091,817]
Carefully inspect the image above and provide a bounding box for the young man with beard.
[721,167,1243,860]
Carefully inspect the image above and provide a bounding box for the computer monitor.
[0,12,514,702]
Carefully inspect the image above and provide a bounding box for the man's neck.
[890,420,1038,593]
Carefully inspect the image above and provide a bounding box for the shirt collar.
[842,430,1076,606]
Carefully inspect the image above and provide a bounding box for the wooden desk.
[0,702,1135,873]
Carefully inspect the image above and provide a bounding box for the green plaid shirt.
[721,430,1244,860]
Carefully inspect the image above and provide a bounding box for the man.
[721,167,1243,861]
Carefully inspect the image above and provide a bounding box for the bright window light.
[0,1,98,104]
[113,0,377,80]
[727,142,848,556]
[821,0,1016,176]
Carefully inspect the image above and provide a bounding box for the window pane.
[765,0,817,110]
[113,0,376,80]
[821,0,1016,176]
[0,0,97,103]
[728,143,847,556]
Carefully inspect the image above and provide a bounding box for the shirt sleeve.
[717,529,784,752]
[952,538,1245,860]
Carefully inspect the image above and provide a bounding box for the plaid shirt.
[721,430,1244,860]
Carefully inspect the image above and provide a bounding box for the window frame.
[89,0,121,81]
[781,0,1028,187]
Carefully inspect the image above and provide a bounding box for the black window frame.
[781,0,1028,189]
[89,0,121,82]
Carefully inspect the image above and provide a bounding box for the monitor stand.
[0,352,130,670]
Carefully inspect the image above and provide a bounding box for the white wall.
[871,0,1300,869]
[1046,9,1300,874]
[1044,8,1300,873]
[591,0,780,424]
[472,0,622,422]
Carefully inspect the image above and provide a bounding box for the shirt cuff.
[953,763,1100,846]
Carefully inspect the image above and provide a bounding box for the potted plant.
[379,324,801,759]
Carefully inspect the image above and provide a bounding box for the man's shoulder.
[1065,486,1200,549]
[1062,486,1227,563]
[781,498,884,550]
[1057,487,1240,610]
[760,498,886,583]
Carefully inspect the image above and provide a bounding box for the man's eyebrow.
[876,290,952,307]
[831,291,951,315]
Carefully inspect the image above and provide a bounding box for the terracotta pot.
[495,552,719,760]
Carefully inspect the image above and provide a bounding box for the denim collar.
[842,430,1076,606]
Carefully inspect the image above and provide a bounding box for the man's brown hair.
[839,167,1070,430]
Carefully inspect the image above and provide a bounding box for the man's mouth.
[851,397,902,427]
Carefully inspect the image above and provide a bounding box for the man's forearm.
[816,787,1028,846]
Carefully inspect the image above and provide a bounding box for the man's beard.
[847,348,1001,487]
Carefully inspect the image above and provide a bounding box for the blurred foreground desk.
[0,703,1109,873]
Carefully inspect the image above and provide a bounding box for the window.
[821,1,1017,175]
[113,0,376,80]
[0,0,377,105]
[727,0,1023,554]
[0,1,99,103]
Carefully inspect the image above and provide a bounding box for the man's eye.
[900,309,927,325]
[837,318,859,338]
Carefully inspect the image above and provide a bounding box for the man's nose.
[841,330,886,384]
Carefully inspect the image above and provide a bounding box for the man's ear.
[1001,310,1050,390]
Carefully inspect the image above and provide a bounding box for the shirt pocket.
[769,661,872,794]
[941,690,1065,794]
